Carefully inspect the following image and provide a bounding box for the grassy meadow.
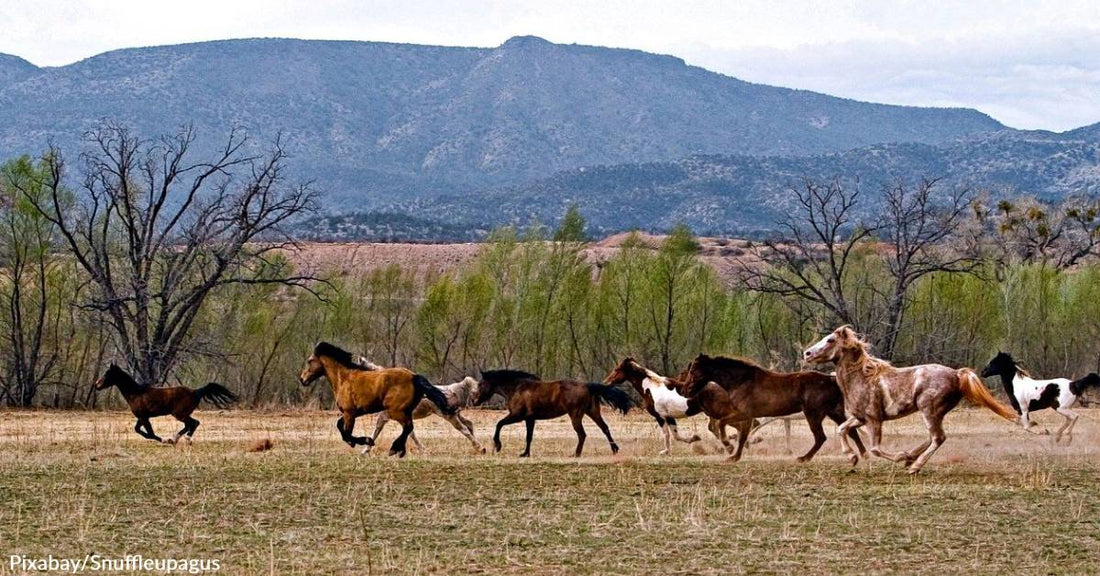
[1,408,1098,575]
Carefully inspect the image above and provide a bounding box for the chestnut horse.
[804,326,1016,474]
[95,363,237,443]
[680,355,865,462]
[298,342,454,457]
[473,369,636,457]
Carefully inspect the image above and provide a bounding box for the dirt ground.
[1,408,1098,574]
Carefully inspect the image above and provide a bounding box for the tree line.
[1,125,1098,408]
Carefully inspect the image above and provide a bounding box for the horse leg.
[456,412,485,453]
[493,413,524,453]
[836,417,863,466]
[908,412,947,474]
[658,419,673,455]
[389,420,414,458]
[797,413,828,463]
[521,418,537,458]
[134,419,160,442]
[336,413,370,448]
[710,419,734,454]
[177,416,199,444]
[865,420,909,464]
[726,419,753,462]
[783,418,792,454]
[1054,408,1078,445]
[587,408,619,455]
[667,417,701,444]
[364,413,389,454]
[409,429,425,453]
[446,413,485,453]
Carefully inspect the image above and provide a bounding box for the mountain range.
[1,36,1097,239]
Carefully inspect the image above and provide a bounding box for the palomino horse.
[473,369,636,457]
[680,355,866,462]
[804,326,1017,474]
[95,364,237,443]
[981,351,1100,444]
[298,342,454,457]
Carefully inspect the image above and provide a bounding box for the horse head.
[679,355,712,398]
[980,351,1016,379]
[602,357,639,386]
[803,325,860,364]
[299,343,337,386]
[94,363,128,390]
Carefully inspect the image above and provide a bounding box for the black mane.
[104,363,146,390]
[694,354,765,373]
[480,369,540,383]
[313,342,369,370]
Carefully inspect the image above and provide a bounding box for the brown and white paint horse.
[804,326,1016,474]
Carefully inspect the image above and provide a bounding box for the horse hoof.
[907,467,921,475]
[162,439,175,445]
[796,455,810,463]
[389,449,406,458]
[725,455,741,463]
[689,435,702,443]
[477,447,487,454]
[847,455,859,467]
[658,449,670,456]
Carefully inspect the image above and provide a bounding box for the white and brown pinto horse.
[981,351,1100,444]
[804,326,1017,474]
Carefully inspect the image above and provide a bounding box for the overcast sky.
[2,0,1098,131]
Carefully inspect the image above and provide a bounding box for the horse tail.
[1069,373,1100,397]
[587,383,636,415]
[414,374,456,415]
[194,382,238,409]
[957,369,1016,422]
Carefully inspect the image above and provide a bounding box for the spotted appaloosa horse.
[981,351,1100,444]
[804,326,1017,474]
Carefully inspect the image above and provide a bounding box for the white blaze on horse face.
[804,333,836,362]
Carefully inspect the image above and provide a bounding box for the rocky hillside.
[0,36,1003,208]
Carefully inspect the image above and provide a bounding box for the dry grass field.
[1,408,1098,575]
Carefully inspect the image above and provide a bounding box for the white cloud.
[1,0,1098,130]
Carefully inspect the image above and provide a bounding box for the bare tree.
[20,123,319,386]
[0,157,60,405]
[738,179,875,330]
[978,197,1100,270]
[876,179,979,357]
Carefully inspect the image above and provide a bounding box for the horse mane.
[106,364,148,391]
[693,354,767,386]
[1006,354,1032,378]
[313,342,371,371]
[838,330,893,379]
[480,369,540,382]
[697,354,766,372]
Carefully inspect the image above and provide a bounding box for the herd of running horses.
[94,325,1100,475]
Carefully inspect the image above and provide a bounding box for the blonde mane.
[837,328,893,380]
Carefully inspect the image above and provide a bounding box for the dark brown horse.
[680,354,866,462]
[473,369,636,457]
[298,342,454,457]
[95,364,237,443]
